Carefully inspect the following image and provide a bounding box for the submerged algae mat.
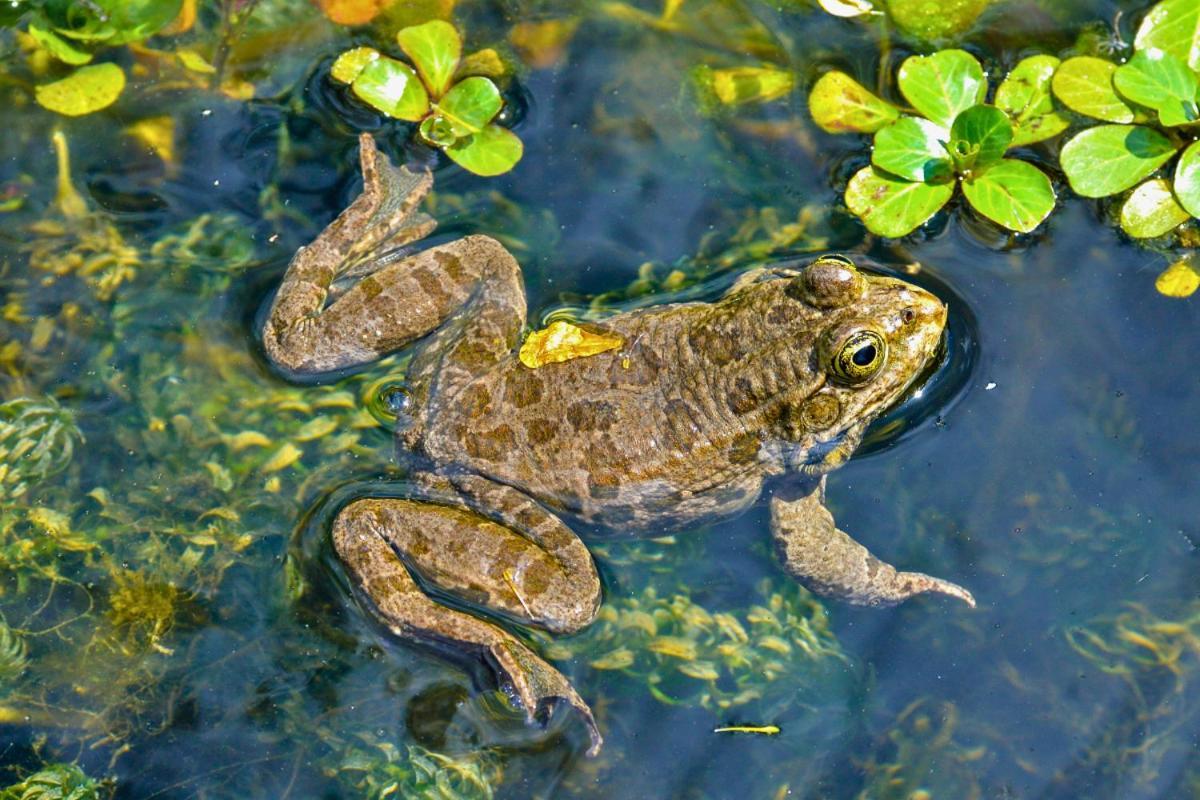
[1,1,1198,797]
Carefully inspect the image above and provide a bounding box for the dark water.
[1,1,1198,798]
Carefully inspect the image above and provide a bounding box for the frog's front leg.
[331,481,603,754]
[770,478,975,607]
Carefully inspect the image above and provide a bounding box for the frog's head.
[774,255,947,474]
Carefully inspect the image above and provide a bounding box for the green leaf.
[1059,124,1178,198]
[1113,48,1200,127]
[872,117,953,182]
[444,125,524,177]
[808,70,900,133]
[397,20,461,98]
[1134,0,1200,72]
[45,0,182,44]
[435,76,502,135]
[844,165,954,237]
[34,63,125,116]
[897,49,986,129]
[692,65,794,109]
[330,47,380,84]
[1051,57,1136,123]
[1119,178,1191,237]
[994,54,1069,146]
[949,105,1013,173]
[351,57,430,121]
[28,21,93,65]
[961,158,1055,233]
[1174,140,1200,218]
[887,0,990,40]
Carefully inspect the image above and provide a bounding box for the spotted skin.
[265,135,974,756]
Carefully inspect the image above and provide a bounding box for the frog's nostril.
[901,308,916,324]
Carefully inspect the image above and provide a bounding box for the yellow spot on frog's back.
[518,320,623,369]
[1155,260,1199,298]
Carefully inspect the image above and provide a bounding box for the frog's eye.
[791,255,866,308]
[364,376,411,426]
[828,329,887,385]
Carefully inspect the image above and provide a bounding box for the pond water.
[1,1,1198,798]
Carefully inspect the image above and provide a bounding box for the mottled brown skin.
[264,135,974,755]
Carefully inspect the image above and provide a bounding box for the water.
[1,1,1198,797]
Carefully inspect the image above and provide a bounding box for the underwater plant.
[330,739,500,800]
[0,762,109,800]
[331,20,523,176]
[1053,0,1200,240]
[0,397,83,501]
[810,49,1058,236]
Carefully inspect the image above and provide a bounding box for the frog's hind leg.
[770,479,975,608]
[263,134,525,376]
[332,492,602,754]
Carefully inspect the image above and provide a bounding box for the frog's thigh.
[769,484,975,608]
[335,498,599,634]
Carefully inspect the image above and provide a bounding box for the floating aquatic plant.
[0,397,83,501]
[331,20,523,176]
[0,763,109,800]
[330,738,500,800]
[540,579,846,711]
[810,49,1058,236]
[1053,0,1200,241]
[816,0,993,41]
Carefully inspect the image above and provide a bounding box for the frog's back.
[418,278,827,529]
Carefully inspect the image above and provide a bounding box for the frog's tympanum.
[264,135,974,755]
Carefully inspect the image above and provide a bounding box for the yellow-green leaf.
[519,320,622,368]
[1120,178,1190,238]
[35,63,125,117]
[808,70,900,133]
[397,20,461,98]
[1155,260,1200,298]
[331,47,380,84]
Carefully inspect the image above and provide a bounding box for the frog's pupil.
[853,345,876,367]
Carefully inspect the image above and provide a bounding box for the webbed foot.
[491,640,603,756]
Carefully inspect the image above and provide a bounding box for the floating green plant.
[816,0,993,41]
[331,21,523,176]
[0,397,83,501]
[0,762,109,800]
[810,49,1057,236]
[1053,0,1200,240]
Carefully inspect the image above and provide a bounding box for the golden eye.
[829,330,887,384]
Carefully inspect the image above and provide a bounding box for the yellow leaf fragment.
[648,635,698,660]
[127,116,176,166]
[518,320,623,369]
[509,20,579,69]
[1155,260,1199,298]
[260,442,303,473]
[294,417,339,442]
[713,724,780,735]
[51,130,87,219]
[35,63,126,117]
[590,648,635,670]
[227,431,272,451]
[176,49,216,74]
[678,660,721,681]
[316,0,389,25]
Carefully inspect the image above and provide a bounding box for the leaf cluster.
[1053,0,1200,239]
[331,21,523,177]
[811,49,1058,236]
[0,763,109,800]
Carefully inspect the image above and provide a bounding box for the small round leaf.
[897,49,986,129]
[35,63,125,117]
[1155,260,1200,298]
[397,20,461,98]
[1134,0,1200,72]
[351,57,430,121]
[1174,140,1200,218]
[888,0,989,40]
[949,105,1013,173]
[961,158,1055,233]
[1113,49,1199,127]
[444,125,524,177]
[844,166,954,237]
[1059,124,1178,198]
[436,76,503,135]
[871,117,953,182]
[808,71,900,133]
[994,54,1069,146]
[1120,178,1190,238]
[1051,57,1136,123]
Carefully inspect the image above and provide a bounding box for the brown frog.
[264,135,974,755]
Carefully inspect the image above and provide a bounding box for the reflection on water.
[1,1,1198,798]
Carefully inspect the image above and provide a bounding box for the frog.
[263,134,974,755]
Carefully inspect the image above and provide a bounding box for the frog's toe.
[490,640,604,756]
[895,571,976,608]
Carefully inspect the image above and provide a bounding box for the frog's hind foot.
[490,639,603,756]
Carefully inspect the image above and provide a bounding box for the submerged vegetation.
[0,0,1196,797]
